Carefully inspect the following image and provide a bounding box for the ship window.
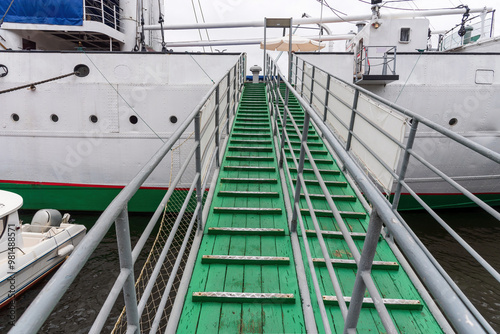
[51,114,59,122]
[11,113,19,122]
[90,115,98,123]
[170,116,178,124]
[129,115,138,124]
[22,38,36,50]
[449,118,458,126]
[400,28,411,43]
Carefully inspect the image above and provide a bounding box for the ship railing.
[439,9,495,51]
[84,0,123,32]
[354,45,397,79]
[9,54,247,334]
[265,54,499,333]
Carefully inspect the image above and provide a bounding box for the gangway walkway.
[177,83,306,333]
[176,82,443,333]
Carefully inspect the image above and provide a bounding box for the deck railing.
[8,54,246,334]
[84,0,123,31]
[265,54,499,333]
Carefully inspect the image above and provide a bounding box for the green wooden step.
[322,296,423,310]
[202,255,290,265]
[312,258,399,270]
[208,227,285,235]
[192,292,295,304]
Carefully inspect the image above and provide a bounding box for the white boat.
[0,0,498,210]
[0,190,86,309]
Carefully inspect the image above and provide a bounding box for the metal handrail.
[267,54,496,333]
[9,54,246,334]
[84,0,122,31]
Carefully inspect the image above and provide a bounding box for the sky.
[161,0,499,72]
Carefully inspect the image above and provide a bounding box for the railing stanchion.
[290,112,311,233]
[323,75,331,122]
[115,207,141,334]
[195,113,203,231]
[101,0,105,23]
[309,66,315,105]
[346,89,360,151]
[392,118,419,210]
[215,86,220,168]
[344,209,397,334]
[278,85,290,168]
[226,74,231,135]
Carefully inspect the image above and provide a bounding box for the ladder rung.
[300,208,366,219]
[231,139,272,144]
[220,177,277,183]
[289,141,322,147]
[292,149,328,155]
[228,146,273,152]
[224,166,275,172]
[232,128,270,132]
[192,292,295,304]
[290,168,340,175]
[231,133,271,138]
[286,157,332,164]
[226,156,274,161]
[305,230,376,240]
[202,255,289,265]
[312,258,399,270]
[235,122,269,126]
[218,191,279,198]
[293,179,348,187]
[322,296,423,310]
[208,227,285,235]
[301,194,357,202]
[214,207,282,215]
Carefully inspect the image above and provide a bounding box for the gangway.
[9,53,499,334]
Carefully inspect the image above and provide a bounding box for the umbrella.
[260,35,325,52]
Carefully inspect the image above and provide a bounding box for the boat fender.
[31,209,63,227]
[57,244,74,257]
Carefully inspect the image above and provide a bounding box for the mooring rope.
[0,72,76,95]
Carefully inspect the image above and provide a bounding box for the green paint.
[177,83,305,333]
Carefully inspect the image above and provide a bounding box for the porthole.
[170,115,178,124]
[51,114,59,122]
[11,113,19,122]
[448,118,458,126]
[90,115,98,123]
[74,64,90,77]
[129,115,138,124]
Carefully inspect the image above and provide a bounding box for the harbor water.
[1,208,499,333]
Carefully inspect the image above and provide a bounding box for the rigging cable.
[82,50,165,143]
[157,0,168,52]
[197,0,213,52]
[190,0,206,52]
[0,0,15,27]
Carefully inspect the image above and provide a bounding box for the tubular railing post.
[290,112,311,233]
[323,75,331,122]
[392,119,419,210]
[344,209,397,334]
[393,46,397,75]
[115,207,140,334]
[226,74,231,135]
[300,60,305,97]
[195,113,203,231]
[346,89,360,151]
[309,66,315,105]
[382,51,388,75]
[215,86,220,168]
[294,56,299,89]
[101,0,104,23]
[114,5,117,29]
[278,86,290,169]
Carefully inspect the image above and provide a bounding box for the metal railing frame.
[266,55,397,334]
[9,54,246,334]
[269,55,498,333]
[84,0,123,31]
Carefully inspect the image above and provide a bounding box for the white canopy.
[260,35,325,52]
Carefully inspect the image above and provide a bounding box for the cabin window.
[400,28,411,43]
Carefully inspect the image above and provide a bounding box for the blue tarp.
[0,0,83,26]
